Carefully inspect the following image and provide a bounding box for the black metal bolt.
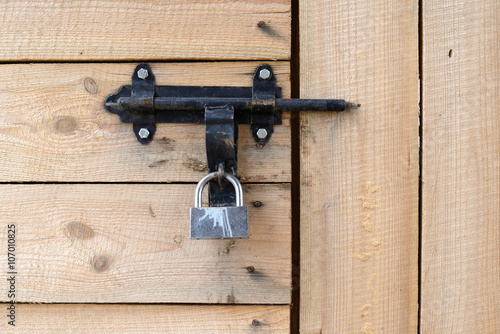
[252,319,260,326]
[247,266,255,272]
[257,21,265,28]
[253,201,262,207]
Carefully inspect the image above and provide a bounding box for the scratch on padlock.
[199,208,233,238]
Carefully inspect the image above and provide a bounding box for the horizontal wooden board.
[0,184,291,304]
[0,304,289,333]
[0,0,290,61]
[0,62,290,182]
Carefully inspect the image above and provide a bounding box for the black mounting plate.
[105,64,281,145]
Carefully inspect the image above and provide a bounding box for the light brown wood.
[0,62,290,182]
[0,304,289,333]
[0,0,290,61]
[0,184,291,304]
[299,0,419,332]
[420,0,500,332]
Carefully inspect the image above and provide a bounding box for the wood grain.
[420,0,500,332]
[0,304,289,333]
[0,184,291,304]
[0,62,290,182]
[299,0,419,332]
[0,0,290,61]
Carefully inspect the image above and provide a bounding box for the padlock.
[190,171,249,239]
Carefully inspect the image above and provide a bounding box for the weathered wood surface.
[0,184,291,304]
[0,304,289,333]
[0,0,290,61]
[0,62,290,182]
[299,0,419,332]
[420,0,500,332]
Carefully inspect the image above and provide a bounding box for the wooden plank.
[420,0,500,332]
[0,304,289,333]
[0,184,291,304]
[0,0,290,61]
[299,0,419,332]
[0,62,290,183]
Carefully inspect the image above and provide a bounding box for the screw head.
[256,128,268,140]
[259,68,271,80]
[138,128,150,139]
[137,68,149,80]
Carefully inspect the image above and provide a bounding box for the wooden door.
[1,1,498,333]
[0,1,291,333]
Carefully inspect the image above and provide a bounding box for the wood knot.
[226,293,235,304]
[65,221,94,240]
[173,235,183,244]
[84,77,98,94]
[184,157,208,172]
[53,116,78,134]
[93,255,111,272]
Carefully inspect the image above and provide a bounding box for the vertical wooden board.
[421,0,500,332]
[0,304,290,333]
[0,0,290,61]
[299,0,419,333]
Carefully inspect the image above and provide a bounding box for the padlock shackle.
[195,172,243,208]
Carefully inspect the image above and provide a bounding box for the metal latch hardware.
[105,64,353,146]
[105,64,356,238]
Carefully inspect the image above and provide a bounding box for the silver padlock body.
[190,206,249,239]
